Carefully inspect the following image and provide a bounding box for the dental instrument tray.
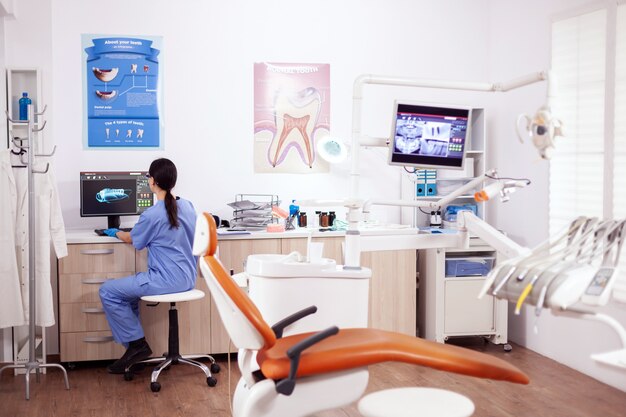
[445,256,495,277]
[229,194,280,230]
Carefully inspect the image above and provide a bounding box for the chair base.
[124,300,220,391]
[126,353,220,391]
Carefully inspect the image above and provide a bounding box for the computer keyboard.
[94,227,133,236]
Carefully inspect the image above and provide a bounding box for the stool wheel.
[151,382,161,392]
[124,371,134,381]
[207,376,218,387]
[210,363,221,374]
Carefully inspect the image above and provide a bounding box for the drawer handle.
[81,278,113,284]
[83,336,113,343]
[80,249,114,255]
[81,307,105,314]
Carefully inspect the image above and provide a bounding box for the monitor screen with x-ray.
[388,102,471,170]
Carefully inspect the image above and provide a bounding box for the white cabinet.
[417,243,508,346]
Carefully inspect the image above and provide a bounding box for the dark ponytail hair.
[148,158,179,229]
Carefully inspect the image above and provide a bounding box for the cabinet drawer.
[60,331,125,362]
[59,243,135,274]
[444,279,494,334]
[60,302,111,332]
[59,272,132,303]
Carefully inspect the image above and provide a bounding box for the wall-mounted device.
[80,171,155,229]
[388,102,471,170]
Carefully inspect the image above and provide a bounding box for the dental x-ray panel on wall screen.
[389,102,471,170]
[253,62,330,173]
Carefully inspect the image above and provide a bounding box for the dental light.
[516,105,564,160]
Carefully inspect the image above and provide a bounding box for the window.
[550,8,606,237]
[613,5,626,218]
[550,3,626,237]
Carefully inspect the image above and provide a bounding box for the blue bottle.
[19,92,32,121]
[289,200,299,216]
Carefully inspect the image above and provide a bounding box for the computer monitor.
[80,171,155,229]
[388,102,471,170]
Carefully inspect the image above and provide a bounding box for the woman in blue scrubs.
[99,158,197,374]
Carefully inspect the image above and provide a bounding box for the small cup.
[308,242,324,263]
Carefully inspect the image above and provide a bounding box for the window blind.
[550,9,607,237]
[613,4,626,216]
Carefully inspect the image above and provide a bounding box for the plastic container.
[246,253,371,335]
[445,256,495,277]
[19,92,32,121]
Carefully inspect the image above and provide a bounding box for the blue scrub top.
[130,197,197,289]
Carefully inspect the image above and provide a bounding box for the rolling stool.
[124,289,221,392]
[358,387,475,417]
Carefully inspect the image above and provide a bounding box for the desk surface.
[65,226,422,244]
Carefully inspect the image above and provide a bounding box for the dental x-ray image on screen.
[389,102,471,170]
[82,179,137,215]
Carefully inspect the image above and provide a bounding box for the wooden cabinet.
[59,234,418,360]
[58,243,133,362]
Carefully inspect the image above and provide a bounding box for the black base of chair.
[125,302,220,392]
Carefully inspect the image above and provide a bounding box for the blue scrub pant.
[100,271,195,347]
[99,275,152,347]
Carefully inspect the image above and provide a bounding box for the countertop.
[64,225,423,244]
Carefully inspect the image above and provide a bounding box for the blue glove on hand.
[103,228,119,238]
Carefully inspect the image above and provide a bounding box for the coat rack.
[0,103,69,400]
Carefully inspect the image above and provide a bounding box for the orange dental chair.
[193,213,528,417]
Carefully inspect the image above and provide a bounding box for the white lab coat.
[0,149,68,328]
[0,150,25,328]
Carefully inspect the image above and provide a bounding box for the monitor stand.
[107,215,121,229]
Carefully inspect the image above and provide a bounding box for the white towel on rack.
[0,150,26,328]
[2,149,68,328]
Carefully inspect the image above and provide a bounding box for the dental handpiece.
[534,220,624,316]
[487,218,589,298]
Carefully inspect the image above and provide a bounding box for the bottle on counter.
[299,212,308,228]
[320,212,329,228]
[328,211,336,227]
[19,92,32,121]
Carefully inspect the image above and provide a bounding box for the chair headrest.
[193,212,218,257]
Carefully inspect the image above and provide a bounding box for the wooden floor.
[1,341,624,417]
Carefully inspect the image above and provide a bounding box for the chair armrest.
[275,326,339,396]
[271,305,318,338]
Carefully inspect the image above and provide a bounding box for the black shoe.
[107,338,153,374]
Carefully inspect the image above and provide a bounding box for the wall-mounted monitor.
[388,102,471,170]
[80,171,155,229]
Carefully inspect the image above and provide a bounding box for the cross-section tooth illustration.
[95,90,118,100]
[92,67,119,82]
[268,87,321,168]
[95,188,132,203]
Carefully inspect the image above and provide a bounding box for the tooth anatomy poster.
[83,35,163,148]
[254,62,330,173]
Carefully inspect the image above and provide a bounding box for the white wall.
[45,0,493,229]
[488,0,626,392]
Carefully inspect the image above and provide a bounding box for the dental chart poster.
[254,62,330,173]
[83,35,163,148]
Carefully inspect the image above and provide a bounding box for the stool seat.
[141,289,205,303]
[358,387,475,417]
